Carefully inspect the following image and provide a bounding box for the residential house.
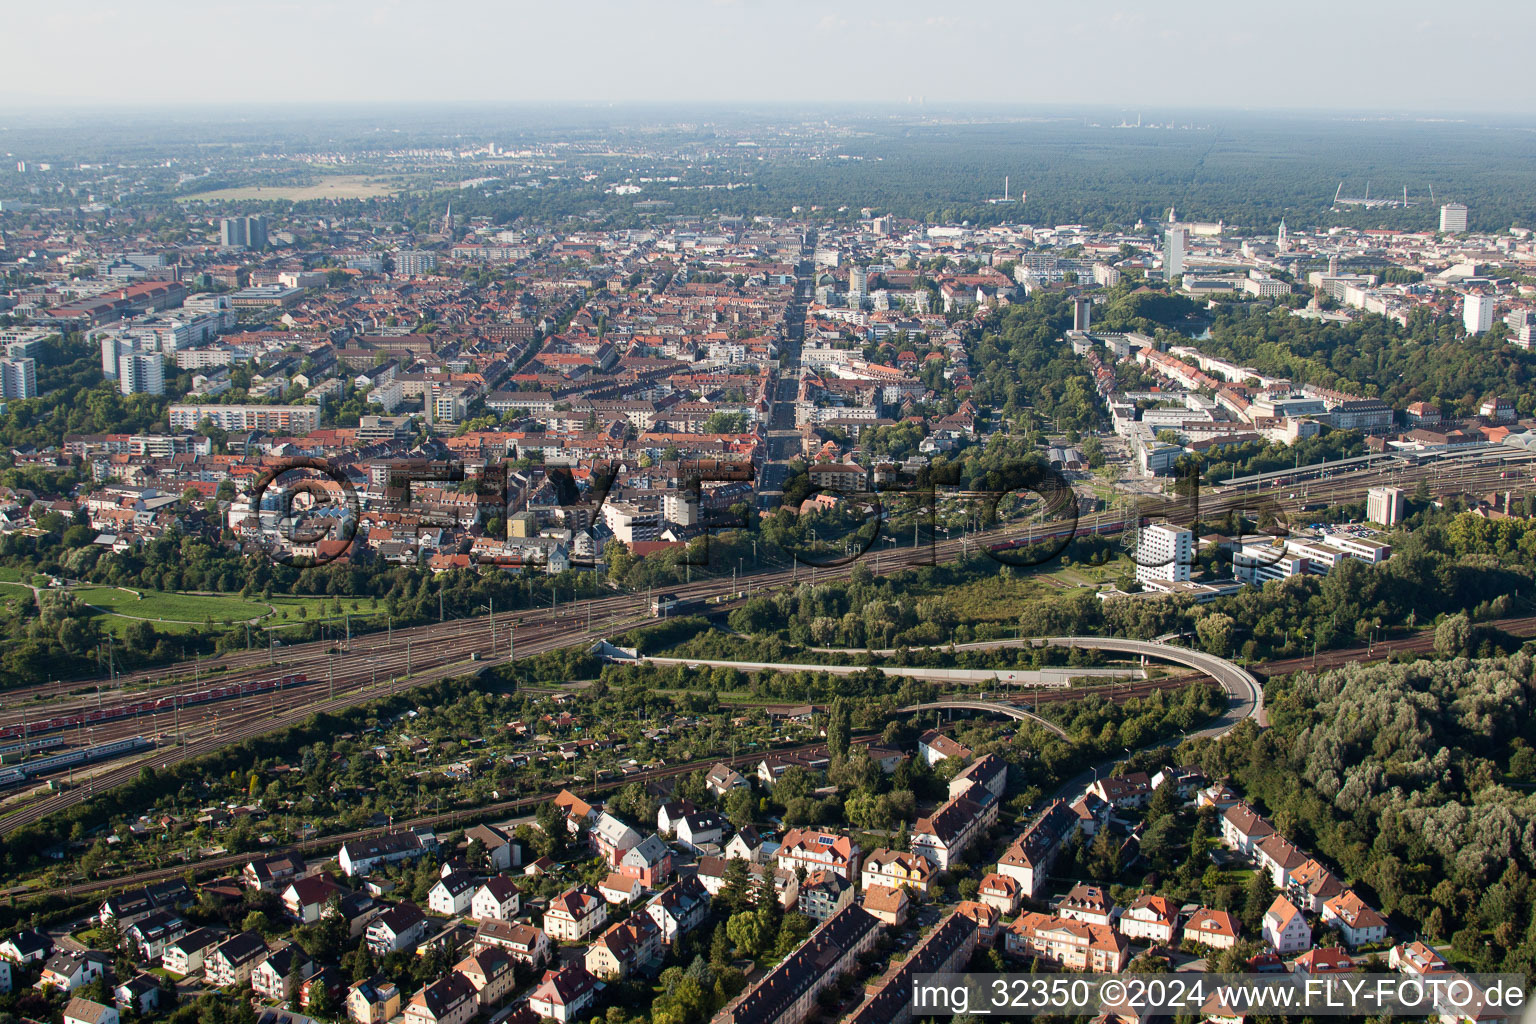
[338,831,431,877]
[1390,941,1449,976]
[619,834,674,887]
[552,790,597,835]
[347,975,401,1024]
[1183,908,1241,950]
[283,875,344,924]
[528,965,601,1023]
[464,824,521,871]
[1119,895,1179,945]
[470,877,521,922]
[64,998,119,1024]
[644,876,710,946]
[711,906,882,1024]
[1262,896,1312,954]
[1070,792,1112,836]
[162,928,223,977]
[327,890,381,938]
[860,849,933,894]
[1087,772,1152,810]
[598,873,646,906]
[843,913,978,1024]
[724,826,774,864]
[204,931,268,988]
[997,801,1078,899]
[403,974,477,1024]
[977,874,1021,916]
[1322,890,1389,949]
[123,909,187,962]
[39,950,111,993]
[950,753,1007,802]
[454,947,515,1008]
[955,901,1002,947]
[242,853,305,891]
[656,800,700,836]
[592,812,643,866]
[675,812,728,854]
[705,763,749,798]
[1221,802,1275,857]
[1057,884,1116,927]
[776,828,861,881]
[1288,859,1345,914]
[365,903,428,955]
[0,929,52,965]
[911,791,994,871]
[917,729,972,766]
[473,920,549,967]
[1005,913,1130,972]
[428,871,479,917]
[1293,947,1358,975]
[251,945,316,1003]
[112,973,162,1016]
[584,914,661,980]
[1255,834,1309,889]
[300,968,347,1014]
[797,870,854,922]
[860,884,910,927]
[544,885,607,943]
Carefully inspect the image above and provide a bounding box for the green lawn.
[74,586,271,625]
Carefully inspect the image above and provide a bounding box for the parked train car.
[0,674,309,741]
[0,736,154,787]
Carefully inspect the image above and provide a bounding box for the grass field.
[74,586,270,625]
[177,174,401,202]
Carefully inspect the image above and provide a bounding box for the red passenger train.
[0,674,310,740]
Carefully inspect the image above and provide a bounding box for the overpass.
[896,699,1069,738]
[811,634,1264,738]
[626,653,1142,689]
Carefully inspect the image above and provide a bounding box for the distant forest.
[9,107,1533,236]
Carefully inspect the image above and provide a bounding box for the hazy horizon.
[3,0,1534,114]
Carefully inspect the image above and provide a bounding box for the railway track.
[0,455,1530,828]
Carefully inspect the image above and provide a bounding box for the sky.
[2,0,1534,114]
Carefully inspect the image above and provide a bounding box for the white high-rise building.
[1276,219,1288,252]
[1136,523,1193,585]
[118,353,165,396]
[848,265,868,299]
[1367,487,1405,527]
[0,357,37,399]
[1163,227,1185,280]
[1463,293,1495,336]
[394,251,437,276]
[1439,203,1468,233]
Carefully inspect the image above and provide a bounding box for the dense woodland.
[1190,654,1536,975]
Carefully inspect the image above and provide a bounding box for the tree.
[726,909,772,958]
[1196,612,1235,658]
[1435,613,1472,658]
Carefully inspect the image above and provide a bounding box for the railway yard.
[0,445,1531,837]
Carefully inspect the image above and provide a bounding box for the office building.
[118,353,165,396]
[848,265,867,302]
[1135,523,1193,585]
[220,215,268,250]
[1163,227,1185,279]
[1463,293,1494,336]
[1439,203,1468,233]
[0,357,37,399]
[1367,487,1405,528]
